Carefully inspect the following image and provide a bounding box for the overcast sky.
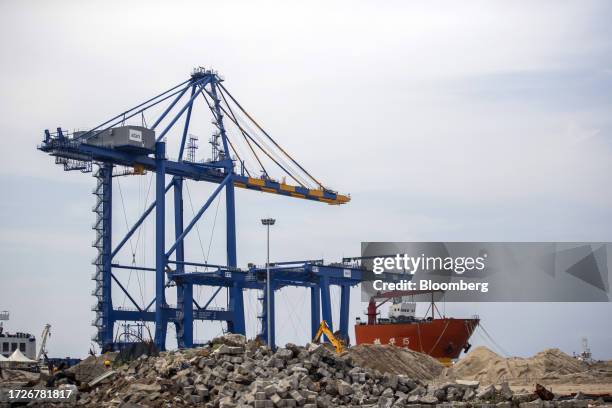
[1,0,611,359]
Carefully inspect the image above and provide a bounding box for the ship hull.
[354,318,479,360]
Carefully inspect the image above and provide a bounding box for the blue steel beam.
[144,298,155,312]
[272,260,324,266]
[310,285,321,339]
[339,285,350,340]
[101,164,114,347]
[201,287,223,310]
[151,83,192,130]
[111,273,143,312]
[225,175,239,334]
[229,282,245,334]
[170,263,404,287]
[165,174,231,258]
[178,85,197,161]
[193,309,233,321]
[84,84,196,143]
[42,137,349,204]
[82,75,205,142]
[261,282,276,348]
[114,257,383,280]
[173,179,185,272]
[76,79,191,141]
[174,176,191,348]
[320,276,333,332]
[168,260,228,270]
[179,283,193,348]
[111,264,155,272]
[112,308,233,322]
[154,142,168,350]
[156,78,211,143]
[192,298,203,310]
[42,141,225,177]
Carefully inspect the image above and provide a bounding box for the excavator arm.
[313,321,345,353]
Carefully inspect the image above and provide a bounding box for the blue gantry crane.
[38,68,394,351]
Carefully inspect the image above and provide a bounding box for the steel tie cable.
[219,83,325,188]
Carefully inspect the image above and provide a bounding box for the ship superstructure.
[0,311,37,360]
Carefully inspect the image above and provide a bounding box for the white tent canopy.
[0,353,8,361]
[8,349,36,363]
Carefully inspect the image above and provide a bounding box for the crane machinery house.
[76,125,156,153]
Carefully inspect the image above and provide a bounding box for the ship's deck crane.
[367,290,443,324]
[36,324,51,362]
[0,311,8,336]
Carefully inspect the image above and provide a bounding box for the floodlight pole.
[261,218,275,347]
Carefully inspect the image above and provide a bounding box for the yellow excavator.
[312,321,346,353]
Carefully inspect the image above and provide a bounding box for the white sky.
[1,0,611,359]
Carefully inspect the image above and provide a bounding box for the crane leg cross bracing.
[38,68,365,351]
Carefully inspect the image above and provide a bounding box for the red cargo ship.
[354,290,479,365]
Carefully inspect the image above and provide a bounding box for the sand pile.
[443,346,590,384]
[348,344,444,381]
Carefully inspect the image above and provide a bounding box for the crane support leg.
[339,284,350,340]
[177,282,193,348]
[155,141,168,350]
[225,180,245,334]
[174,177,193,348]
[320,276,333,332]
[226,181,237,267]
[229,282,245,335]
[101,163,114,348]
[310,285,321,339]
[262,285,275,348]
[111,181,173,260]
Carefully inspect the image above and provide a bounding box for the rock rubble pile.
[59,335,602,408]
